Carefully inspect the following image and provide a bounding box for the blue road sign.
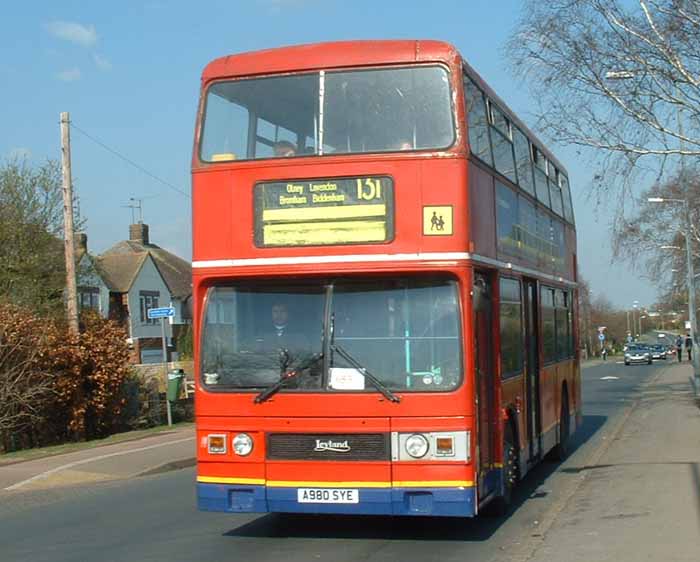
[598,333,605,341]
[147,306,175,319]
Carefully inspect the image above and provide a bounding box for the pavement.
[516,360,700,562]
[0,425,195,493]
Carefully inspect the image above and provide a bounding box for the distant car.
[624,345,652,365]
[650,345,667,360]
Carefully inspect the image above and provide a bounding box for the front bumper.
[197,482,476,517]
[625,355,650,363]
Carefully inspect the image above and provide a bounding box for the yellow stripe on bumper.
[198,476,474,488]
[393,480,474,488]
[197,476,265,485]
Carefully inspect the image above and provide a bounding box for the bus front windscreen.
[201,278,462,393]
[200,66,454,162]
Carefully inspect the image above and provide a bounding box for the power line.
[70,121,190,199]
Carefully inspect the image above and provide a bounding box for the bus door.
[523,279,542,462]
[473,272,495,492]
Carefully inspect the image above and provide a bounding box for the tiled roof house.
[95,223,192,363]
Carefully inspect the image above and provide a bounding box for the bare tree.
[0,337,54,448]
[614,168,700,289]
[508,0,700,202]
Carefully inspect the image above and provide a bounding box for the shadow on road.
[224,414,608,541]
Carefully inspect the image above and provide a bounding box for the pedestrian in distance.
[676,334,683,362]
[685,334,693,362]
[601,346,608,361]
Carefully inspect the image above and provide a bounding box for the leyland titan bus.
[192,40,580,518]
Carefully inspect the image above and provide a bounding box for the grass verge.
[0,422,194,466]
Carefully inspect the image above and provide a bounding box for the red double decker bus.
[192,40,580,517]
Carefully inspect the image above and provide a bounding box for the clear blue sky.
[0,0,656,308]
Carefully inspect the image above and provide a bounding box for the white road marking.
[4,436,195,491]
[600,376,620,380]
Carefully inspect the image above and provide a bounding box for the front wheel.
[487,425,518,516]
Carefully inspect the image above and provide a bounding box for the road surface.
[0,359,661,562]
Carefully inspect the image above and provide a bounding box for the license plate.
[297,488,359,504]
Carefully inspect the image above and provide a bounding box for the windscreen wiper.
[330,342,401,403]
[254,351,323,404]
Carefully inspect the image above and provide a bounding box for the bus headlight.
[405,434,429,458]
[232,433,253,456]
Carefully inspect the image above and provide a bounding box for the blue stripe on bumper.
[197,483,476,517]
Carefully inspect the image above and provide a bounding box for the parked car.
[624,344,652,365]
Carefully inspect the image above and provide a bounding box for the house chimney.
[76,232,87,253]
[129,223,149,245]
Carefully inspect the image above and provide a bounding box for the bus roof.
[202,39,460,81]
[202,39,567,176]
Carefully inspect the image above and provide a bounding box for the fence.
[128,360,195,427]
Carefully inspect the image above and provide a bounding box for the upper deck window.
[488,103,517,184]
[513,127,535,197]
[548,166,564,218]
[532,147,550,207]
[200,65,454,162]
[463,77,493,165]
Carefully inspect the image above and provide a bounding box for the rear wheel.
[551,390,570,461]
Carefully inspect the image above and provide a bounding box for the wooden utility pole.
[60,112,79,336]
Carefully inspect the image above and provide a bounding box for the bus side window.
[463,76,493,165]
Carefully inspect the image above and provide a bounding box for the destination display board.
[254,176,394,247]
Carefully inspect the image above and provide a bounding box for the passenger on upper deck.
[394,139,413,151]
[273,141,297,157]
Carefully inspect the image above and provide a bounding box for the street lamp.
[648,196,700,395]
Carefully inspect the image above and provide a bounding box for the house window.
[78,287,100,311]
[140,291,160,324]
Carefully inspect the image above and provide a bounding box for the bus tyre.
[552,391,570,461]
[487,426,518,516]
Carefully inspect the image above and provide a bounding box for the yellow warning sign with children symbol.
[423,206,453,236]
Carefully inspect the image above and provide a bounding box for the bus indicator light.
[435,436,455,456]
[207,434,227,454]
